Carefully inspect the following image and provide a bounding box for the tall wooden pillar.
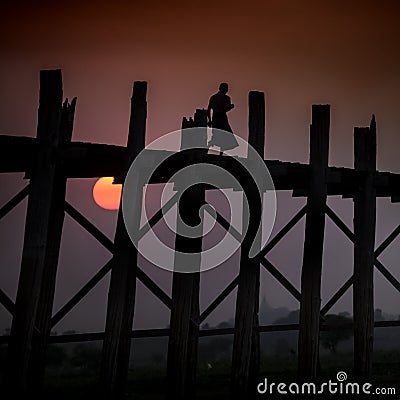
[5,70,64,394]
[353,117,376,381]
[231,91,265,398]
[298,105,330,381]
[29,96,77,391]
[100,81,147,399]
[166,109,207,400]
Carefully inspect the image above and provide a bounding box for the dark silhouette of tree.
[217,320,234,329]
[320,314,353,354]
[273,310,300,324]
[201,323,210,330]
[70,343,101,371]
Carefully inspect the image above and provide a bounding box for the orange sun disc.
[93,177,122,210]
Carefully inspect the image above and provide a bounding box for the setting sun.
[93,177,122,210]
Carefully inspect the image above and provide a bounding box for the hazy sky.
[1,0,400,333]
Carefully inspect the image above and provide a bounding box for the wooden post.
[29,97,77,391]
[353,117,376,381]
[5,70,63,394]
[166,109,207,400]
[298,105,330,381]
[100,81,147,399]
[231,91,265,398]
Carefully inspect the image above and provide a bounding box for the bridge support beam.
[166,110,207,400]
[298,105,330,381]
[29,96,76,392]
[100,81,147,399]
[231,91,265,398]
[5,70,64,395]
[353,117,376,382]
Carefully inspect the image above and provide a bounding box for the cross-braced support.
[0,70,400,399]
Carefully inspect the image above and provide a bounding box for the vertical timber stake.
[231,91,265,398]
[100,81,147,399]
[29,96,77,392]
[298,105,330,381]
[353,117,376,381]
[166,109,207,400]
[5,70,63,395]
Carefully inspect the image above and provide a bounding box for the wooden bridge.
[0,69,399,398]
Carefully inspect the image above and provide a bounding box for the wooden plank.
[137,191,179,239]
[5,70,63,395]
[320,275,354,316]
[374,223,400,258]
[3,318,400,347]
[212,209,242,242]
[100,81,147,399]
[67,201,174,307]
[298,105,330,381]
[2,132,400,198]
[29,97,77,392]
[374,259,400,294]
[325,205,354,241]
[353,117,376,382]
[65,201,114,252]
[259,258,301,301]
[60,142,127,178]
[0,287,15,314]
[199,202,303,325]
[167,272,201,400]
[258,205,307,258]
[200,276,239,323]
[51,258,171,330]
[166,109,207,400]
[231,91,265,398]
[374,320,400,328]
[48,329,172,344]
[326,204,400,297]
[51,259,113,327]
[2,129,400,197]
[0,184,30,221]
[135,266,172,309]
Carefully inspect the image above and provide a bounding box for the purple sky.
[1,0,400,333]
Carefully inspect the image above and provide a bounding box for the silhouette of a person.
[207,82,239,154]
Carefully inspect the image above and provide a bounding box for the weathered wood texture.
[353,117,376,382]
[166,110,207,400]
[100,81,147,399]
[231,91,265,398]
[29,97,77,392]
[1,134,400,199]
[298,105,330,381]
[1,71,400,398]
[5,70,64,395]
